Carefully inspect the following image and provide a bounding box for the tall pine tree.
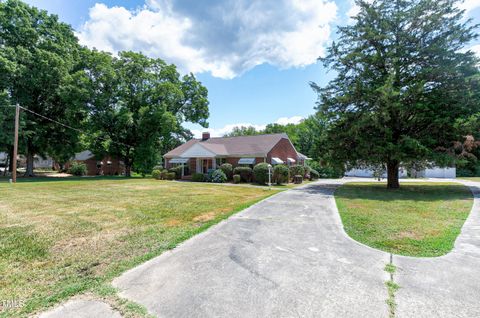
[313,0,480,188]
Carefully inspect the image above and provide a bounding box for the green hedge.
[207,169,227,183]
[273,164,289,184]
[253,163,270,184]
[169,165,184,179]
[233,167,253,182]
[192,173,205,182]
[289,165,305,179]
[220,163,233,180]
[233,174,241,184]
[68,162,87,176]
[152,169,162,180]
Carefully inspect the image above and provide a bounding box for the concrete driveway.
[113,180,391,317]
[40,179,480,318]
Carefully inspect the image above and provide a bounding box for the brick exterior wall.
[267,138,299,165]
[165,136,303,179]
[64,156,124,176]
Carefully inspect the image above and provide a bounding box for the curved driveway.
[112,179,480,318]
[114,180,392,317]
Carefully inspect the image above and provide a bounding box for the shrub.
[208,169,227,183]
[192,172,205,182]
[273,164,289,185]
[309,168,320,180]
[160,169,169,180]
[289,165,305,181]
[166,172,176,180]
[233,166,253,182]
[169,165,184,179]
[152,169,162,180]
[220,163,233,180]
[152,165,163,171]
[253,163,270,184]
[68,162,87,176]
[233,174,241,184]
[303,166,311,179]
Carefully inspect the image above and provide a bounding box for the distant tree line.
[0,0,209,176]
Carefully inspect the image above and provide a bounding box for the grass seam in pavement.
[385,253,400,318]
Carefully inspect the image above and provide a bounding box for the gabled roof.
[164,133,291,158]
[74,150,95,161]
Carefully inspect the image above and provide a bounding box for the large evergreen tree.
[312,0,480,188]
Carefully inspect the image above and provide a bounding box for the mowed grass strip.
[461,177,480,182]
[335,183,473,257]
[0,179,277,317]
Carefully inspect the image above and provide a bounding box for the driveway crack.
[385,253,400,318]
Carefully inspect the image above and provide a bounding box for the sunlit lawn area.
[460,177,480,182]
[0,178,278,317]
[335,183,473,257]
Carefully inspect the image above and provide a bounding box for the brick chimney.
[202,132,210,141]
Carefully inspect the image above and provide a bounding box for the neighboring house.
[345,166,456,179]
[65,150,125,176]
[33,155,54,169]
[164,132,310,178]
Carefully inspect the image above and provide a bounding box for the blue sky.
[25,0,480,137]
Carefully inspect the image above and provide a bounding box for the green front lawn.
[0,179,278,317]
[460,177,480,182]
[335,183,473,257]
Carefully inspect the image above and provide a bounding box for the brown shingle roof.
[164,133,290,158]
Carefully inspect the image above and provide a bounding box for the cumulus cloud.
[190,116,305,138]
[470,44,480,57]
[77,0,338,79]
[459,0,480,14]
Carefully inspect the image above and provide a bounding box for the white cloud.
[459,0,480,13]
[77,0,338,79]
[275,116,304,125]
[470,44,480,57]
[190,116,305,138]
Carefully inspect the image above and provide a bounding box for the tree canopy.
[0,0,85,176]
[312,0,480,188]
[0,0,209,177]
[82,50,209,176]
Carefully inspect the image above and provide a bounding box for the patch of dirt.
[193,212,216,222]
[165,219,182,227]
[396,231,423,240]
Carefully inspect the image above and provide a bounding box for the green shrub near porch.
[273,165,289,184]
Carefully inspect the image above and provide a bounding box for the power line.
[1,104,134,149]
[19,106,134,149]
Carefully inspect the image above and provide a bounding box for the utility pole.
[12,104,20,183]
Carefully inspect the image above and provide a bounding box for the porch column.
[212,157,216,170]
[196,158,201,173]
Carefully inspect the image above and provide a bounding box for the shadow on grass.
[334,182,473,202]
[0,175,142,184]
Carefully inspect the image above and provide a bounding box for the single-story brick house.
[164,132,310,178]
[64,150,125,176]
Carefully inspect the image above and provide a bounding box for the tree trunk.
[387,160,400,189]
[125,165,132,177]
[25,151,35,177]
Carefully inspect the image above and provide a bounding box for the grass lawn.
[460,177,480,182]
[0,178,278,317]
[335,183,473,257]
